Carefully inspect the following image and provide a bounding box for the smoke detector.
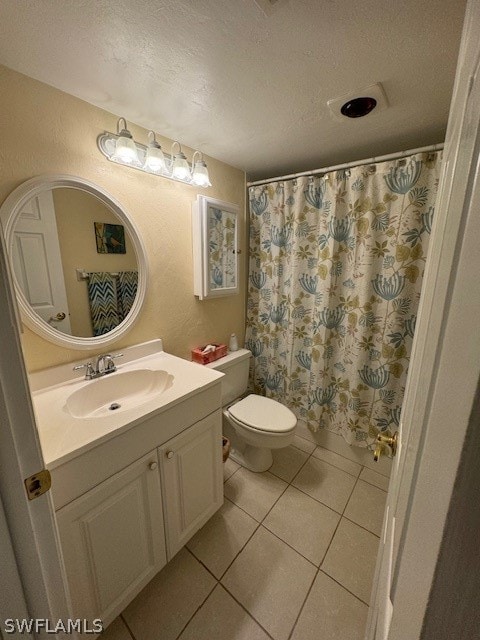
[327,83,388,121]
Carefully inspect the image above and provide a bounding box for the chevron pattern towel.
[87,271,138,336]
[117,270,138,321]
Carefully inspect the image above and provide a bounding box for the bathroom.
[1,1,479,639]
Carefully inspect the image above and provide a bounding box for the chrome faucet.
[73,353,123,380]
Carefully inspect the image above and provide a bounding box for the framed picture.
[94,222,126,254]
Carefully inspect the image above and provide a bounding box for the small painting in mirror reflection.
[95,222,126,254]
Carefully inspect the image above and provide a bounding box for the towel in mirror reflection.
[87,271,138,336]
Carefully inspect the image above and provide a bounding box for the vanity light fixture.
[98,118,212,187]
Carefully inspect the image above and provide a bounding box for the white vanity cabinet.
[53,404,223,629]
[160,412,223,558]
[56,451,167,624]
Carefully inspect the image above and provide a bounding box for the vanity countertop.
[29,339,223,469]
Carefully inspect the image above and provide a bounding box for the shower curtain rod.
[247,142,444,187]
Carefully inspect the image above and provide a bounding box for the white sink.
[29,340,224,467]
[65,368,174,418]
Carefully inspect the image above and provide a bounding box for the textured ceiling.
[0,0,467,180]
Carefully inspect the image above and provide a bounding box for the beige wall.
[53,188,137,337]
[0,65,246,371]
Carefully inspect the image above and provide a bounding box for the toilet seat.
[227,394,297,434]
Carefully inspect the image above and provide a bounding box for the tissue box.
[192,343,228,365]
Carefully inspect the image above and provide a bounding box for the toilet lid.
[228,394,297,433]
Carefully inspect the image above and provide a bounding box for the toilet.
[208,349,297,472]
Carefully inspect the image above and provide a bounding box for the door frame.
[0,494,31,635]
[367,0,480,637]
[0,227,71,635]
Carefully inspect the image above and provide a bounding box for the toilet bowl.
[208,349,297,472]
[224,393,297,471]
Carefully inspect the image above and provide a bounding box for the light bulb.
[113,120,139,164]
[115,136,139,163]
[172,151,191,181]
[192,160,211,187]
[144,145,166,173]
[143,131,166,173]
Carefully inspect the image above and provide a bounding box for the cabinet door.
[160,410,223,558]
[192,195,240,299]
[56,451,166,626]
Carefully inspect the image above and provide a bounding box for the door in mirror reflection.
[13,190,72,334]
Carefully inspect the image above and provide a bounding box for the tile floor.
[103,436,389,640]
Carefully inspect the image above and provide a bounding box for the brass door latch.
[373,431,398,461]
[24,469,51,500]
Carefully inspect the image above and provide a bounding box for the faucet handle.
[73,362,91,370]
[111,353,124,359]
[73,362,95,379]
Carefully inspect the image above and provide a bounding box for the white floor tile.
[222,527,316,640]
[360,467,390,492]
[307,427,392,477]
[187,498,258,578]
[223,457,240,482]
[122,548,216,640]
[224,467,287,521]
[294,421,318,444]
[292,456,356,513]
[178,584,270,640]
[263,486,340,565]
[291,434,316,454]
[269,445,309,482]
[291,571,368,640]
[362,454,392,477]
[344,480,387,536]
[312,447,362,477]
[101,617,131,640]
[322,518,379,604]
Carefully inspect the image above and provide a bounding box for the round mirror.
[0,175,148,350]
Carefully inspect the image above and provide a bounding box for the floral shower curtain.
[246,152,442,448]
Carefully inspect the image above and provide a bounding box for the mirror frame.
[0,174,148,350]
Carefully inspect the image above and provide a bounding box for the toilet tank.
[207,349,251,405]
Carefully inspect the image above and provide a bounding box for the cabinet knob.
[166,450,174,459]
[149,461,158,470]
